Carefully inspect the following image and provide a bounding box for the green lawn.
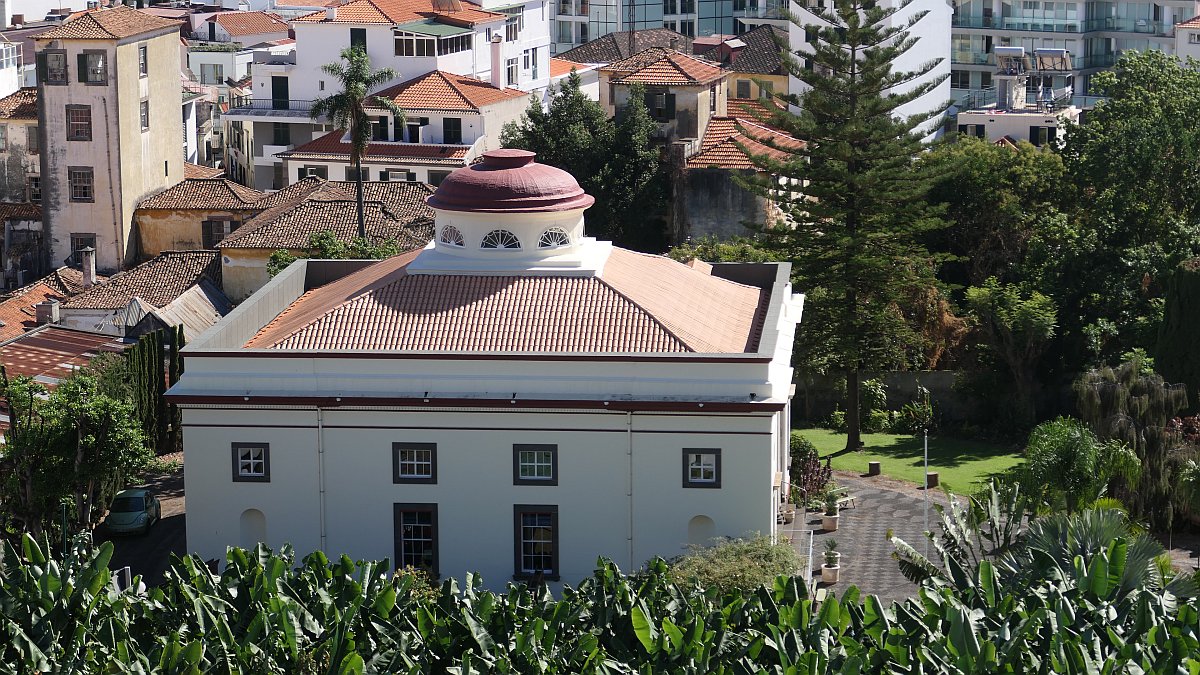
[794,428,1023,493]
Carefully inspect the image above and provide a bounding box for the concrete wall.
[613,81,725,140]
[679,167,772,242]
[182,405,783,586]
[221,246,280,302]
[0,119,37,202]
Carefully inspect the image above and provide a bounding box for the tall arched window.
[537,227,571,249]
[480,229,521,249]
[439,225,465,247]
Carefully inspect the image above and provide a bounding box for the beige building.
[134,177,265,258]
[33,6,185,273]
[601,48,727,141]
[0,88,38,205]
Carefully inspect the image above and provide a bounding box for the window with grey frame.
[443,117,462,144]
[27,125,38,154]
[682,448,721,488]
[513,504,558,580]
[394,503,438,575]
[66,105,92,141]
[39,50,68,85]
[201,219,237,248]
[78,50,107,85]
[513,444,557,485]
[69,233,95,260]
[68,167,94,202]
[232,443,270,482]
[393,442,437,483]
[140,99,150,131]
[138,45,148,76]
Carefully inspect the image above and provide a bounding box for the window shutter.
[975,125,985,138]
[644,91,655,113]
[298,167,306,181]
[77,53,88,82]
[35,53,47,82]
[202,220,215,249]
[665,93,676,119]
[379,170,389,181]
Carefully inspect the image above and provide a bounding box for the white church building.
[171,149,803,585]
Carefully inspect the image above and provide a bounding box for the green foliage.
[267,229,412,277]
[745,0,948,451]
[964,277,1057,428]
[665,535,804,594]
[310,46,403,238]
[893,384,936,435]
[502,72,668,250]
[788,434,831,504]
[1156,257,1200,410]
[0,370,149,539]
[1015,417,1140,514]
[124,327,185,455]
[666,235,774,264]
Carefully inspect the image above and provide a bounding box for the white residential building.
[223,0,551,189]
[172,148,803,586]
[1174,13,1200,57]
[33,7,185,273]
[199,11,291,45]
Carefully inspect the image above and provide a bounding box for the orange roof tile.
[1179,14,1200,28]
[184,162,225,179]
[0,326,124,392]
[33,6,182,40]
[611,50,725,86]
[372,70,528,112]
[0,269,106,343]
[138,178,265,210]
[280,130,471,164]
[207,11,289,37]
[549,57,585,78]
[293,0,503,26]
[245,247,768,353]
[217,199,431,250]
[728,97,786,124]
[0,88,37,121]
[688,116,803,170]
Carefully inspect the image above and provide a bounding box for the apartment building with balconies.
[951,0,1200,97]
[223,0,550,191]
[551,0,776,53]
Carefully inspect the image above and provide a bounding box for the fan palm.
[310,46,404,239]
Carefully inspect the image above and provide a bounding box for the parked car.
[102,489,161,535]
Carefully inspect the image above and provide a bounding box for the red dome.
[426,149,596,213]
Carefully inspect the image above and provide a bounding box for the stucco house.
[171,148,803,586]
[216,177,433,301]
[200,11,290,45]
[0,87,38,205]
[134,177,266,258]
[600,48,727,141]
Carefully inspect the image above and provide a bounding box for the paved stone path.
[784,473,953,604]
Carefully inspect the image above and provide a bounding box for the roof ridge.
[593,275,695,352]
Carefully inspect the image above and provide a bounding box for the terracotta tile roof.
[251,176,346,209]
[329,180,436,221]
[728,97,786,124]
[184,162,225,179]
[217,197,432,250]
[610,49,726,86]
[280,130,470,165]
[0,203,41,222]
[0,269,103,342]
[1179,14,1200,28]
[65,251,221,310]
[713,25,786,75]
[207,11,289,37]
[138,178,265,210]
[558,28,691,64]
[0,88,37,121]
[245,247,768,353]
[372,71,527,112]
[0,326,124,392]
[33,6,182,40]
[549,58,584,78]
[293,0,503,26]
[688,116,803,170]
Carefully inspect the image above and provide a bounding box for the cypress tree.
[746,0,949,450]
[1157,257,1200,411]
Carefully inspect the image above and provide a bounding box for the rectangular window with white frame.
[68,167,94,202]
[79,50,107,85]
[682,448,721,488]
[392,442,437,483]
[513,444,557,485]
[506,57,519,85]
[138,45,148,76]
[140,99,150,131]
[0,124,6,151]
[27,176,40,203]
[513,504,558,579]
[394,503,438,575]
[232,443,270,482]
[66,105,92,141]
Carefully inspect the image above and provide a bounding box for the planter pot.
[822,513,839,532]
[821,564,840,584]
[824,552,841,568]
[782,505,796,524]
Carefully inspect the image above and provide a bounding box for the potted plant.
[821,538,840,583]
[822,493,840,532]
[781,501,796,524]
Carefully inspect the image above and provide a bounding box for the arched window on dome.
[480,229,522,250]
[537,227,571,249]
[439,225,465,247]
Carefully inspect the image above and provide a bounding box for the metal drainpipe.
[317,407,327,551]
[626,410,634,571]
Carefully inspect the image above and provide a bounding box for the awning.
[394,19,472,36]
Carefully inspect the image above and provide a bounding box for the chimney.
[35,300,60,325]
[326,4,337,20]
[490,34,503,88]
[669,36,679,51]
[80,246,96,289]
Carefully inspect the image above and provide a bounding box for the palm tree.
[310,46,404,239]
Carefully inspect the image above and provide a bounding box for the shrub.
[862,408,894,433]
[860,378,888,412]
[789,435,831,504]
[826,408,846,432]
[666,534,804,594]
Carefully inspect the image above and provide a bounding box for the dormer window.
[440,225,465,247]
[537,227,571,249]
[481,229,521,249]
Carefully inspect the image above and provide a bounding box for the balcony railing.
[1083,16,1172,35]
[227,98,315,115]
[953,15,1174,35]
[951,51,993,65]
[1076,53,1119,68]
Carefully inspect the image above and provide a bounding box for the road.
[97,464,187,586]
